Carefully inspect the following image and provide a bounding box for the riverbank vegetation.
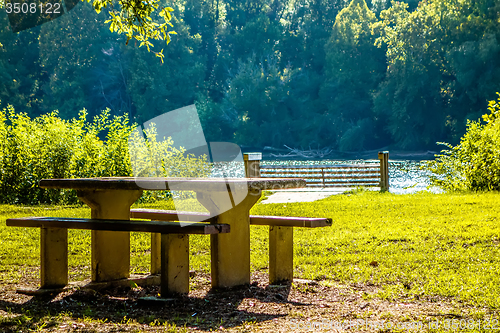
[0,106,209,205]
[427,93,500,192]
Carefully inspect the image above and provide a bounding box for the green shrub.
[0,104,210,205]
[0,106,79,204]
[426,93,500,191]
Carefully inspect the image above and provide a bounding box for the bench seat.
[7,217,230,295]
[7,216,229,234]
[130,209,332,284]
[130,208,331,227]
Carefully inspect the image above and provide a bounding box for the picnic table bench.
[6,217,229,296]
[131,209,332,284]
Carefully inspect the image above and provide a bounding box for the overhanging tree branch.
[86,0,176,61]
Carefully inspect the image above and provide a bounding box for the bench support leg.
[161,234,189,296]
[41,228,68,289]
[151,233,161,275]
[269,226,293,284]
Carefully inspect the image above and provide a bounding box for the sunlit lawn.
[255,191,500,308]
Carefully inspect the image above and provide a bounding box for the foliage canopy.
[0,0,499,152]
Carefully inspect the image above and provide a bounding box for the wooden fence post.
[378,151,389,192]
[321,167,325,187]
[244,153,262,178]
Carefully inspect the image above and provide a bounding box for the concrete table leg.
[196,189,261,288]
[77,189,143,282]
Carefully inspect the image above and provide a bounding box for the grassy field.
[1,190,500,332]
[256,190,500,308]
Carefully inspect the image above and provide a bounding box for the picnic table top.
[39,177,306,192]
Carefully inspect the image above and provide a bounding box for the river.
[209,159,442,194]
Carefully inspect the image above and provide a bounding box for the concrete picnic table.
[39,177,306,289]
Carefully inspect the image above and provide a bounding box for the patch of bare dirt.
[0,271,492,332]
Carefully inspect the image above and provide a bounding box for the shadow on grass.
[0,281,305,331]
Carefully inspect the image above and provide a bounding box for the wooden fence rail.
[243,152,390,191]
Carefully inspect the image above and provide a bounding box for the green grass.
[1,191,500,328]
[251,191,500,308]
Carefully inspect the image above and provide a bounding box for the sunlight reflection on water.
[209,160,442,194]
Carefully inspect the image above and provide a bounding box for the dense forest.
[0,0,499,152]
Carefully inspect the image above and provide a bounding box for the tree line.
[1,0,499,152]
